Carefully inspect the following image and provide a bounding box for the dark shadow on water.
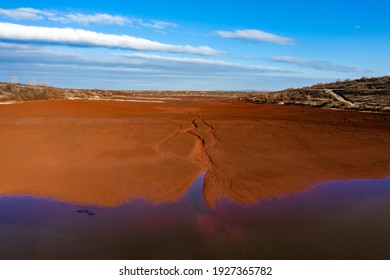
[1,175,390,259]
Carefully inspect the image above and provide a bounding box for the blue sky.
[0,0,389,90]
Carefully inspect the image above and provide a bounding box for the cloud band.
[0,22,220,55]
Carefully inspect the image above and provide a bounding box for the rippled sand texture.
[1,99,390,206]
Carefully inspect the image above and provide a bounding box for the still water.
[1,175,390,259]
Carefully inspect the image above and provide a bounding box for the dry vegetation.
[1,76,390,112]
[0,82,243,103]
[0,83,65,101]
[0,83,113,102]
[241,76,390,112]
[311,76,390,109]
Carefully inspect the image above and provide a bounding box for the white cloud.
[272,56,367,73]
[0,41,34,49]
[56,13,177,29]
[0,7,54,21]
[0,22,220,55]
[216,29,294,45]
[1,42,291,74]
[54,13,129,26]
[138,20,177,30]
[58,14,177,29]
[0,7,177,30]
[0,42,291,73]
[118,53,292,72]
[0,43,300,90]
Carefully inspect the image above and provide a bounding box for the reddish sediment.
[0,99,389,206]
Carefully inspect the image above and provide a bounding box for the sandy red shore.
[0,99,390,206]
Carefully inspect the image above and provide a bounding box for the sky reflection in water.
[0,175,390,259]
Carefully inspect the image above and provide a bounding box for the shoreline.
[0,99,389,206]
